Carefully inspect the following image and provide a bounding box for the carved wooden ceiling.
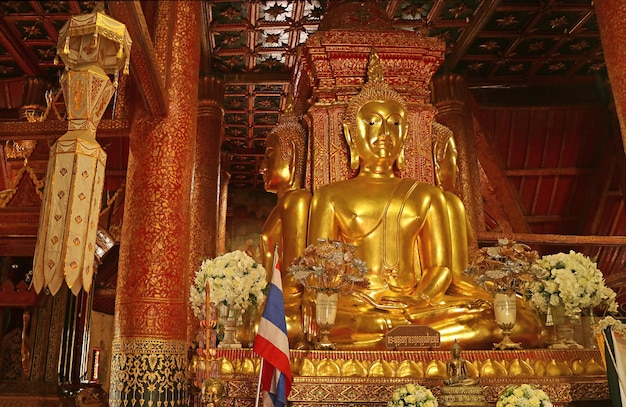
[0,1,624,314]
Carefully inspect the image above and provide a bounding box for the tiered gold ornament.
[32,6,131,295]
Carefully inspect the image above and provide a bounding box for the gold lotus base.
[200,348,610,406]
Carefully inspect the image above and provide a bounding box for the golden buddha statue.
[432,122,489,301]
[444,340,478,386]
[307,49,541,350]
[259,96,311,343]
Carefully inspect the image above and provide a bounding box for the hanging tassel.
[116,43,123,59]
[123,58,130,75]
[63,36,70,55]
[53,53,59,65]
[113,71,119,88]
[91,32,99,48]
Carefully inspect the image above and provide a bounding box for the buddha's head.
[259,99,306,194]
[343,48,409,171]
[450,339,462,359]
[432,122,458,192]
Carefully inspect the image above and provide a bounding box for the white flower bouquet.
[527,250,618,317]
[496,384,552,407]
[189,250,267,319]
[388,383,437,407]
[597,315,626,335]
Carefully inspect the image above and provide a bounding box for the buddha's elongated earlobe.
[343,122,360,170]
[396,147,406,170]
[288,140,296,186]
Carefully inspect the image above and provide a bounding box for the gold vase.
[580,307,599,349]
[493,291,521,350]
[549,304,583,349]
[218,304,242,349]
[315,291,338,350]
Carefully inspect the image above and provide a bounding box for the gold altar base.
[207,348,610,406]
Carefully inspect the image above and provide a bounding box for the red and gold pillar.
[109,2,201,406]
[595,1,626,154]
[431,73,485,237]
[188,76,224,344]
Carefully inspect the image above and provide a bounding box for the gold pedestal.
[208,348,610,406]
[440,385,487,407]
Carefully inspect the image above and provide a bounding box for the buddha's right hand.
[352,292,408,310]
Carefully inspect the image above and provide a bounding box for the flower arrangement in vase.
[388,383,438,407]
[190,250,267,348]
[465,239,544,349]
[527,250,617,349]
[528,250,618,316]
[496,384,552,407]
[289,238,369,349]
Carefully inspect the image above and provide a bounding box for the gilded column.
[109,2,201,406]
[188,76,224,344]
[431,74,485,238]
[595,1,626,154]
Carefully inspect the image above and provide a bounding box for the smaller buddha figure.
[431,123,489,301]
[444,340,478,386]
[259,94,311,344]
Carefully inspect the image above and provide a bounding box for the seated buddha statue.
[431,122,489,301]
[444,340,478,386]
[259,97,311,344]
[307,49,541,350]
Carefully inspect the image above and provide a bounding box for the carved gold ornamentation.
[4,140,37,159]
[109,338,187,407]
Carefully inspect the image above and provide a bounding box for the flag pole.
[255,357,264,407]
[255,243,277,407]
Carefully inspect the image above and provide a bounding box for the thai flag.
[253,246,292,407]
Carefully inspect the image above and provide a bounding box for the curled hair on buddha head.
[343,47,409,132]
[268,90,307,184]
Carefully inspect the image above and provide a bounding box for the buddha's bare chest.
[331,185,424,237]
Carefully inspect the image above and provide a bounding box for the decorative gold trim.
[109,338,187,407]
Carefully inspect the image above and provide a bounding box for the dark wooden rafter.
[472,112,532,233]
[107,0,167,118]
[439,0,502,73]
[0,15,43,77]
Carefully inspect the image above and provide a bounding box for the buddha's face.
[354,100,407,165]
[260,133,292,193]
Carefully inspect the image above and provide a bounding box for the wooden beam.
[439,0,501,72]
[107,0,168,118]
[0,119,129,141]
[0,237,36,257]
[505,167,592,177]
[477,231,626,247]
[223,72,292,85]
[472,113,532,233]
[0,15,43,77]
